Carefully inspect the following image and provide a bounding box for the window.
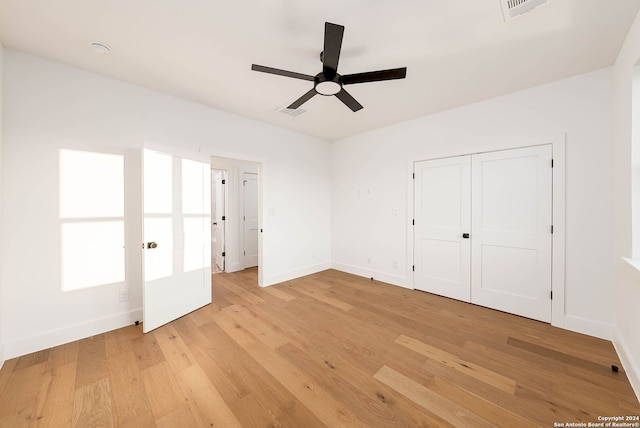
[59,149,125,291]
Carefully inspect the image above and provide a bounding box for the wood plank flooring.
[0,268,638,427]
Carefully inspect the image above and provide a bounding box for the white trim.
[0,344,5,370]
[3,308,141,360]
[623,257,640,271]
[551,135,567,330]
[331,262,411,289]
[262,262,331,287]
[613,327,640,403]
[563,315,613,340]
[407,158,415,292]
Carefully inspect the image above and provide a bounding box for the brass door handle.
[147,242,158,249]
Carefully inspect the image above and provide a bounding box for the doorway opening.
[211,156,261,285]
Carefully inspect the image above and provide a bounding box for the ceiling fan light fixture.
[315,80,341,96]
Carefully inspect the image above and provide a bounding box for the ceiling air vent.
[276,106,308,118]
[500,0,548,21]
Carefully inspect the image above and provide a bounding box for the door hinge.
[412,172,415,179]
[412,219,415,226]
[551,225,554,234]
[551,159,554,168]
[550,290,553,300]
[222,215,226,221]
[222,252,226,257]
[243,251,246,256]
[222,179,226,184]
[412,265,415,272]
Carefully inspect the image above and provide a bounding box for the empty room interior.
[1,0,640,426]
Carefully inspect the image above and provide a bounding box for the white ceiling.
[1,0,638,141]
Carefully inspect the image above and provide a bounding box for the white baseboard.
[562,314,613,340]
[0,343,5,370]
[262,262,331,287]
[3,308,142,360]
[613,327,640,403]
[331,262,411,289]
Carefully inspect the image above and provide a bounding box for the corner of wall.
[612,3,640,406]
[262,262,331,287]
[561,315,613,341]
[330,262,411,289]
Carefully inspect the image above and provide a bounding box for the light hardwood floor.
[0,269,638,427]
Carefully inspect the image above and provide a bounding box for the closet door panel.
[414,156,471,302]
[470,145,552,322]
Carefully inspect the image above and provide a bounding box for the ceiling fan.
[251,22,407,112]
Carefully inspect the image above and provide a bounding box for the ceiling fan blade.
[323,22,344,76]
[288,88,317,109]
[341,67,407,85]
[335,88,363,112]
[251,64,315,81]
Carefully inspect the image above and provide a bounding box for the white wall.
[0,41,5,369]
[612,7,640,401]
[1,50,331,359]
[331,67,615,340]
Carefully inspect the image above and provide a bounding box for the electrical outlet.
[119,289,129,302]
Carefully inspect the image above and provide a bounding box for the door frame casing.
[408,134,566,329]
[212,169,227,272]
[241,171,259,269]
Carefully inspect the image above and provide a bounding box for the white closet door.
[414,156,471,301]
[470,145,552,322]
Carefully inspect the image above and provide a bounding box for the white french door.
[470,145,552,322]
[414,156,471,302]
[414,145,553,322]
[142,146,211,333]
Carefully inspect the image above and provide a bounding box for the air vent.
[500,0,548,21]
[276,106,308,118]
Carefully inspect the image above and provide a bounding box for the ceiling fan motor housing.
[315,72,342,96]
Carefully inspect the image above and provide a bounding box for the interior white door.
[470,145,552,322]
[142,147,211,333]
[243,172,259,268]
[414,156,471,301]
[214,170,226,271]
